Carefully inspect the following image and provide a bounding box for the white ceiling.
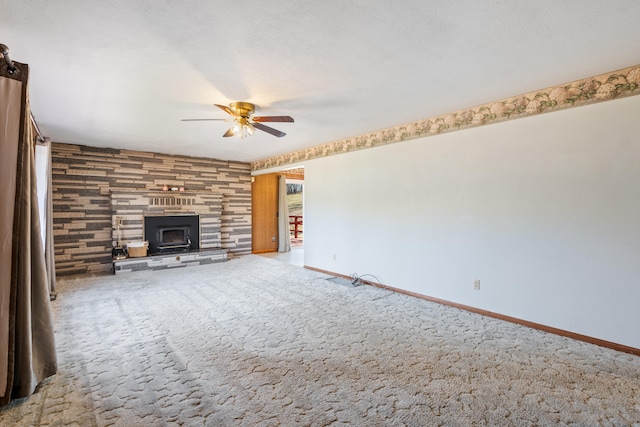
[3,1,640,163]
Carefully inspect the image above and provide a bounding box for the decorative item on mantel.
[162,184,169,191]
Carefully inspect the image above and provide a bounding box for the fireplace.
[144,215,200,254]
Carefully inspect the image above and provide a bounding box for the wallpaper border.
[251,64,640,171]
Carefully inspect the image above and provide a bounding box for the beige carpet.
[1,255,639,426]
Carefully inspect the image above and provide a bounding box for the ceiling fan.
[182,102,294,139]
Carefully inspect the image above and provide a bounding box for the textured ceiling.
[3,1,640,163]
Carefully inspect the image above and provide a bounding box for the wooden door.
[251,173,279,253]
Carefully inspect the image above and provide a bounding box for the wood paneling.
[281,172,304,180]
[251,174,278,253]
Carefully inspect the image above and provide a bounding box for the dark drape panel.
[0,60,57,407]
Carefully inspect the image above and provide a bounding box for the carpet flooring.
[1,255,639,426]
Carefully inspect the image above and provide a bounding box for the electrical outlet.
[473,279,480,290]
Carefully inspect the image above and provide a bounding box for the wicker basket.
[127,241,148,258]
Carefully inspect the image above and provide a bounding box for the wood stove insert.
[144,215,200,254]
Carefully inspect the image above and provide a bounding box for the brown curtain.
[0,59,57,406]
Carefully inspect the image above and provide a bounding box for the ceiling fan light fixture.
[229,121,255,139]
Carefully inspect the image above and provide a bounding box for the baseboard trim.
[304,265,640,357]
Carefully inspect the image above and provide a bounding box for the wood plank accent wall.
[51,143,252,276]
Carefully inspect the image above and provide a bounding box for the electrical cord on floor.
[349,273,362,286]
[350,273,387,290]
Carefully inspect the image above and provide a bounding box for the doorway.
[287,179,304,247]
[253,168,305,265]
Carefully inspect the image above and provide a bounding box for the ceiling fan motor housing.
[229,102,255,117]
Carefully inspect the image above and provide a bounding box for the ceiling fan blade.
[253,115,294,123]
[253,122,286,138]
[214,104,236,116]
[181,118,227,121]
[222,127,235,137]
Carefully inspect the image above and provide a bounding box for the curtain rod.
[0,43,17,74]
[31,113,45,142]
[2,43,46,142]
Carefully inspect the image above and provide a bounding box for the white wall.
[303,95,640,349]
